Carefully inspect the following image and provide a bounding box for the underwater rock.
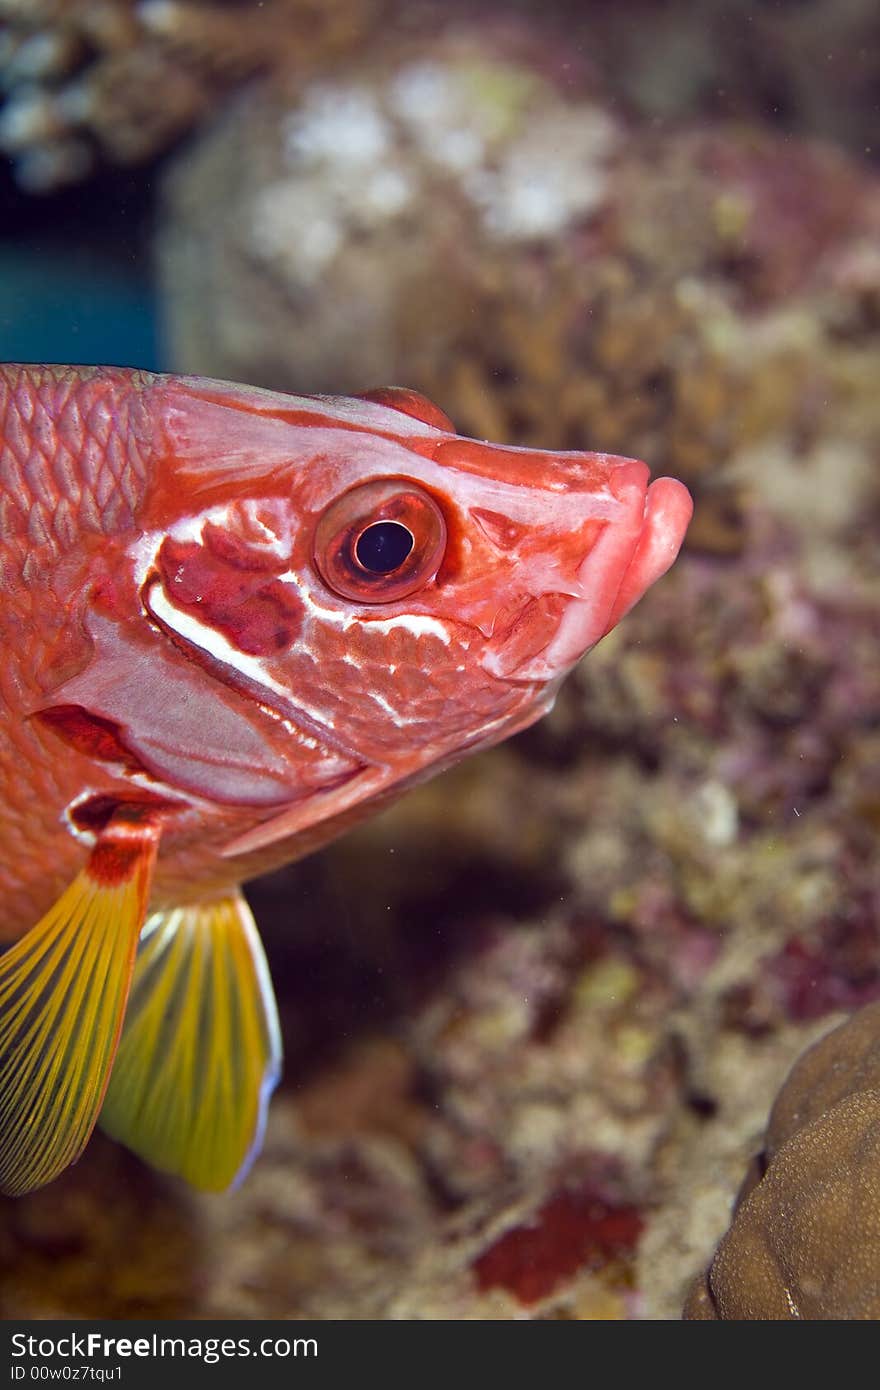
[5,2,878,192]
[546,0,880,164]
[158,15,880,553]
[766,1002,880,1150]
[158,20,610,405]
[684,1004,880,1319]
[0,0,379,190]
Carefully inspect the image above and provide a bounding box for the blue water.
[0,245,158,369]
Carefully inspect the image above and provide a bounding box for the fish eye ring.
[313,479,447,602]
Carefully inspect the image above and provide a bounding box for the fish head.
[43,377,691,852]
[145,379,691,756]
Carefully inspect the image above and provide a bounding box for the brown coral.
[156,17,880,558]
[685,1006,880,1318]
[548,0,880,163]
[0,0,381,189]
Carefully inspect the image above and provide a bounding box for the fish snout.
[600,474,694,634]
[487,463,692,683]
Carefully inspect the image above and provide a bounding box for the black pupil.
[355,521,414,574]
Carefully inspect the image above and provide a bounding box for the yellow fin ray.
[99,891,282,1191]
[0,816,160,1196]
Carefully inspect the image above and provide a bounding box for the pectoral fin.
[0,812,161,1196]
[99,891,282,1192]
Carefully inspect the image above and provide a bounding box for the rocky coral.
[546,0,880,163]
[0,0,381,189]
[685,1005,880,1318]
[4,1,878,192]
[158,18,880,571]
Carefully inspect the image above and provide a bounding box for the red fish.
[0,364,692,1196]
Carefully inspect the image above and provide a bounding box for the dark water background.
[0,165,156,365]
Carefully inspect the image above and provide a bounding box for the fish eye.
[355,521,415,574]
[314,479,446,602]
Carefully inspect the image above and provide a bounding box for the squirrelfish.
[0,364,692,1195]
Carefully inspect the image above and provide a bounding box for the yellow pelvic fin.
[0,813,161,1196]
[99,891,282,1192]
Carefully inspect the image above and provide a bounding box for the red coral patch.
[473,1185,643,1305]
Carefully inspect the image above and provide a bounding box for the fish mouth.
[491,464,693,682]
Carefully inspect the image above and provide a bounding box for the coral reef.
[4,1,878,191]
[685,1005,880,1318]
[547,0,880,162]
[158,19,880,566]
[0,0,381,189]
[1,0,879,1326]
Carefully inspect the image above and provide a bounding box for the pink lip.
[509,464,693,680]
[601,475,694,632]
